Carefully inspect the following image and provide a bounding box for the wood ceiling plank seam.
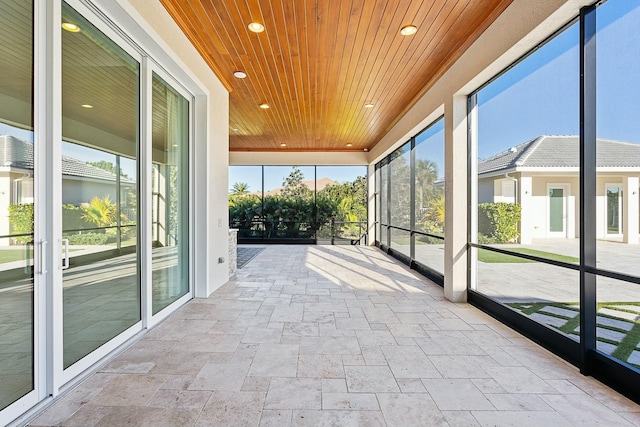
[236,0,291,143]
[329,0,365,135]
[377,0,511,140]
[255,0,298,143]
[336,0,406,147]
[319,0,350,145]
[278,0,305,145]
[337,0,415,145]
[226,0,275,114]
[221,8,271,137]
[160,0,233,91]
[294,0,312,145]
[316,0,340,145]
[360,0,457,140]
[333,0,385,148]
[305,0,318,140]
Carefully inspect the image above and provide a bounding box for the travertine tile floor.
[30,245,640,426]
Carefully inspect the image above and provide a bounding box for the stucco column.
[623,176,639,244]
[444,96,468,303]
[367,163,376,245]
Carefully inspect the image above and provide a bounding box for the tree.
[415,159,439,210]
[81,195,117,228]
[230,182,250,195]
[280,167,312,200]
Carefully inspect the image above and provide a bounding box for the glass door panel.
[61,2,140,368]
[151,73,189,314]
[549,188,565,233]
[606,186,622,235]
[0,0,35,411]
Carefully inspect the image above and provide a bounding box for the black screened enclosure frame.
[375,117,446,287]
[467,2,640,403]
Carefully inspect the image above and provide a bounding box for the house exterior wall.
[0,172,10,243]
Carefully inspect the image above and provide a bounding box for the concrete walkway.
[31,245,639,426]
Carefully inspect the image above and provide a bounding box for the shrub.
[8,203,34,242]
[477,202,521,243]
[66,232,112,245]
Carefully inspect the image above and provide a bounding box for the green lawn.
[0,249,30,264]
[478,247,579,264]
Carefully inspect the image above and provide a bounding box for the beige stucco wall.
[230,151,369,166]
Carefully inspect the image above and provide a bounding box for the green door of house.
[549,188,565,233]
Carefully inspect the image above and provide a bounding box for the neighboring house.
[478,135,640,244]
[0,135,135,242]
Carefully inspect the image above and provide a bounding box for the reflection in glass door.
[0,0,35,411]
[61,3,140,368]
[606,186,622,235]
[549,187,566,235]
[151,73,189,314]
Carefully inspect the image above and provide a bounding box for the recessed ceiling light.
[233,71,247,79]
[81,104,93,109]
[248,22,265,33]
[400,25,417,36]
[259,103,270,109]
[364,103,374,108]
[232,128,239,131]
[364,148,369,152]
[346,143,353,147]
[62,22,80,32]
[280,143,287,147]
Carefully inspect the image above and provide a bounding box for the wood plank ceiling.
[160,0,513,152]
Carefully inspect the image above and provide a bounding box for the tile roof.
[0,135,134,183]
[478,135,640,175]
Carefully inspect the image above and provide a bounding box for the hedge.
[478,202,521,243]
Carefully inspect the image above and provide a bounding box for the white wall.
[230,151,368,166]
[108,0,230,296]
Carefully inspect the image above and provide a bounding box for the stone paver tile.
[540,393,635,426]
[355,330,396,346]
[271,305,304,323]
[415,335,486,356]
[360,346,388,366]
[195,390,265,427]
[471,410,573,427]
[189,362,250,391]
[335,317,371,330]
[381,345,441,378]
[322,378,347,393]
[299,336,361,355]
[377,393,448,427]
[387,323,428,338]
[259,410,293,427]
[297,354,344,378]
[597,315,635,331]
[265,378,322,410]
[484,366,557,394]
[94,407,199,427]
[87,374,168,407]
[344,366,399,393]
[470,378,507,394]
[530,313,568,328]
[242,326,283,343]
[290,410,386,427]
[341,354,365,366]
[248,343,299,377]
[540,306,579,318]
[423,379,495,411]
[442,410,482,427]
[322,393,379,410]
[146,389,212,409]
[428,355,490,379]
[485,393,553,411]
[59,405,111,427]
[396,378,427,393]
[242,376,271,392]
[149,350,211,375]
[283,322,319,337]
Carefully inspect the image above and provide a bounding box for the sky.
[477,0,640,159]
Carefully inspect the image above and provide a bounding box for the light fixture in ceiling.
[364,148,369,152]
[233,71,247,79]
[62,22,80,32]
[248,22,265,33]
[346,143,353,147]
[364,103,374,108]
[280,143,287,147]
[259,103,270,109]
[232,128,239,131]
[81,104,93,109]
[400,25,417,36]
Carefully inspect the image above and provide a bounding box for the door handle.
[25,240,34,274]
[40,240,47,274]
[60,238,70,270]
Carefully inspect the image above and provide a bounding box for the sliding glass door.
[61,2,140,369]
[0,0,36,412]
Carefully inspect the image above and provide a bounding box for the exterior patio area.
[29,245,639,426]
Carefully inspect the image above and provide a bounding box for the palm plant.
[81,195,117,228]
[230,182,250,195]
